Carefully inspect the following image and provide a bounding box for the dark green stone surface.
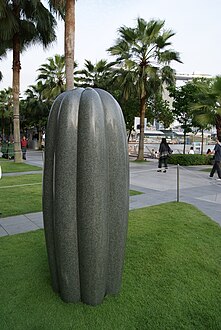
[43,88,129,305]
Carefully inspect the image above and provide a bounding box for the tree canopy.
[0,0,57,162]
[108,17,181,160]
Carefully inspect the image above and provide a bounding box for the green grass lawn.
[200,168,212,172]
[129,189,143,196]
[0,158,42,173]
[0,174,141,217]
[1,202,221,329]
[0,174,42,217]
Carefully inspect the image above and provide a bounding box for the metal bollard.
[177,164,180,202]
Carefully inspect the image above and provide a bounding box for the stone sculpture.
[43,88,129,306]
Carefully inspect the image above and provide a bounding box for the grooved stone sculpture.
[43,88,129,306]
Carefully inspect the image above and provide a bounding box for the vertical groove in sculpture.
[43,88,129,306]
[77,89,109,305]
[95,89,129,294]
[54,90,83,302]
[43,92,65,293]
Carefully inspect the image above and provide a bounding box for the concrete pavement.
[0,151,220,237]
[130,160,221,224]
[0,212,43,236]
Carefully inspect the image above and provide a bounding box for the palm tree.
[21,81,50,147]
[212,77,221,138]
[108,18,181,160]
[191,77,221,139]
[36,54,66,101]
[0,1,57,162]
[49,0,76,90]
[75,59,115,88]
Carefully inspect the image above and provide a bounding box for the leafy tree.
[169,82,199,154]
[0,87,13,139]
[107,80,140,141]
[147,95,174,128]
[0,0,57,162]
[108,18,181,160]
[146,69,175,128]
[119,94,140,141]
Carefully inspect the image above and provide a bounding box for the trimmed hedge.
[168,154,213,166]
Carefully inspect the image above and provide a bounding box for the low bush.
[168,154,213,166]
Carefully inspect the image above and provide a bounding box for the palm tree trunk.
[38,128,42,149]
[201,129,204,155]
[12,32,22,163]
[183,131,186,154]
[9,116,13,137]
[127,128,132,142]
[137,96,145,160]
[65,0,75,90]
[1,111,5,139]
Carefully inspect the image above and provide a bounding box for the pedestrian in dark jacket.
[157,138,172,173]
[209,136,221,180]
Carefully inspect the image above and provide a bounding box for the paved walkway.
[130,161,221,224]
[0,151,220,236]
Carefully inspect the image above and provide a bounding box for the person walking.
[206,148,212,155]
[157,138,172,173]
[21,136,28,160]
[209,136,221,180]
[189,146,194,154]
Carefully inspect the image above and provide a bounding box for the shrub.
[168,154,213,166]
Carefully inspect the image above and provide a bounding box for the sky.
[0,0,220,94]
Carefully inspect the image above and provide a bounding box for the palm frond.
[158,50,182,64]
